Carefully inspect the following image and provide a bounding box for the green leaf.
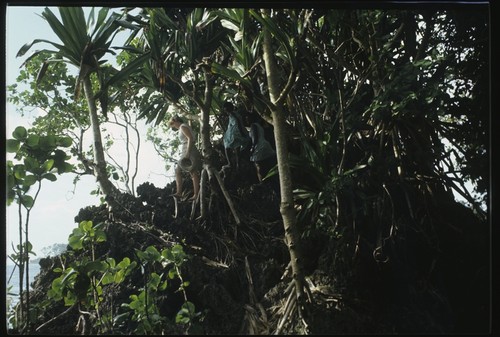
[43,159,55,171]
[68,228,84,250]
[148,273,161,291]
[57,136,73,147]
[14,165,26,179]
[26,135,40,147]
[95,230,107,243]
[24,157,39,172]
[176,316,190,324]
[59,162,74,173]
[101,272,115,285]
[104,52,150,88]
[183,301,196,313]
[39,135,57,150]
[20,195,34,208]
[42,173,57,181]
[84,260,107,274]
[7,190,16,206]
[6,139,20,153]
[211,62,252,88]
[68,234,83,250]
[117,257,130,269]
[23,175,38,187]
[159,280,168,291]
[104,258,116,270]
[53,149,68,160]
[12,126,27,140]
[81,220,93,232]
[63,294,77,306]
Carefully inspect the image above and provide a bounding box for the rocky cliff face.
[13,160,489,335]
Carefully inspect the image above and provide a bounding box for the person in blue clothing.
[222,101,251,170]
[249,121,277,183]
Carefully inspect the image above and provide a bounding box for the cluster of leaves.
[7,126,73,207]
[44,220,200,334]
[6,125,74,332]
[124,244,202,334]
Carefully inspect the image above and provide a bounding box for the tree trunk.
[82,75,117,201]
[198,69,214,219]
[200,69,214,159]
[260,8,309,329]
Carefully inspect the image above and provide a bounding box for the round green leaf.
[12,126,27,140]
[23,174,38,187]
[95,230,107,243]
[14,165,26,179]
[25,241,33,252]
[57,136,73,147]
[6,139,20,153]
[21,195,34,208]
[26,135,40,147]
[68,234,83,251]
[81,220,93,232]
[53,149,68,160]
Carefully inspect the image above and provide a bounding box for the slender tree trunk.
[82,75,117,201]
[198,69,214,219]
[261,8,309,329]
[17,200,25,329]
[200,69,214,158]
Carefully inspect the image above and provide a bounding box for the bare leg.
[190,171,200,200]
[175,166,183,196]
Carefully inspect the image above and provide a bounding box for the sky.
[5,6,172,259]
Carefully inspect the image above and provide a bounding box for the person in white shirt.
[168,115,202,201]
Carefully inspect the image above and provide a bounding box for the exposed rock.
[10,160,489,335]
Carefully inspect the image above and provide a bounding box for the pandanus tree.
[210,6,488,333]
[117,7,240,220]
[284,8,488,332]
[120,8,225,149]
[211,8,313,332]
[17,7,124,203]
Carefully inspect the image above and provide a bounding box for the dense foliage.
[6,4,489,335]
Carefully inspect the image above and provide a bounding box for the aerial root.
[35,303,77,332]
[241,256,270,334]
